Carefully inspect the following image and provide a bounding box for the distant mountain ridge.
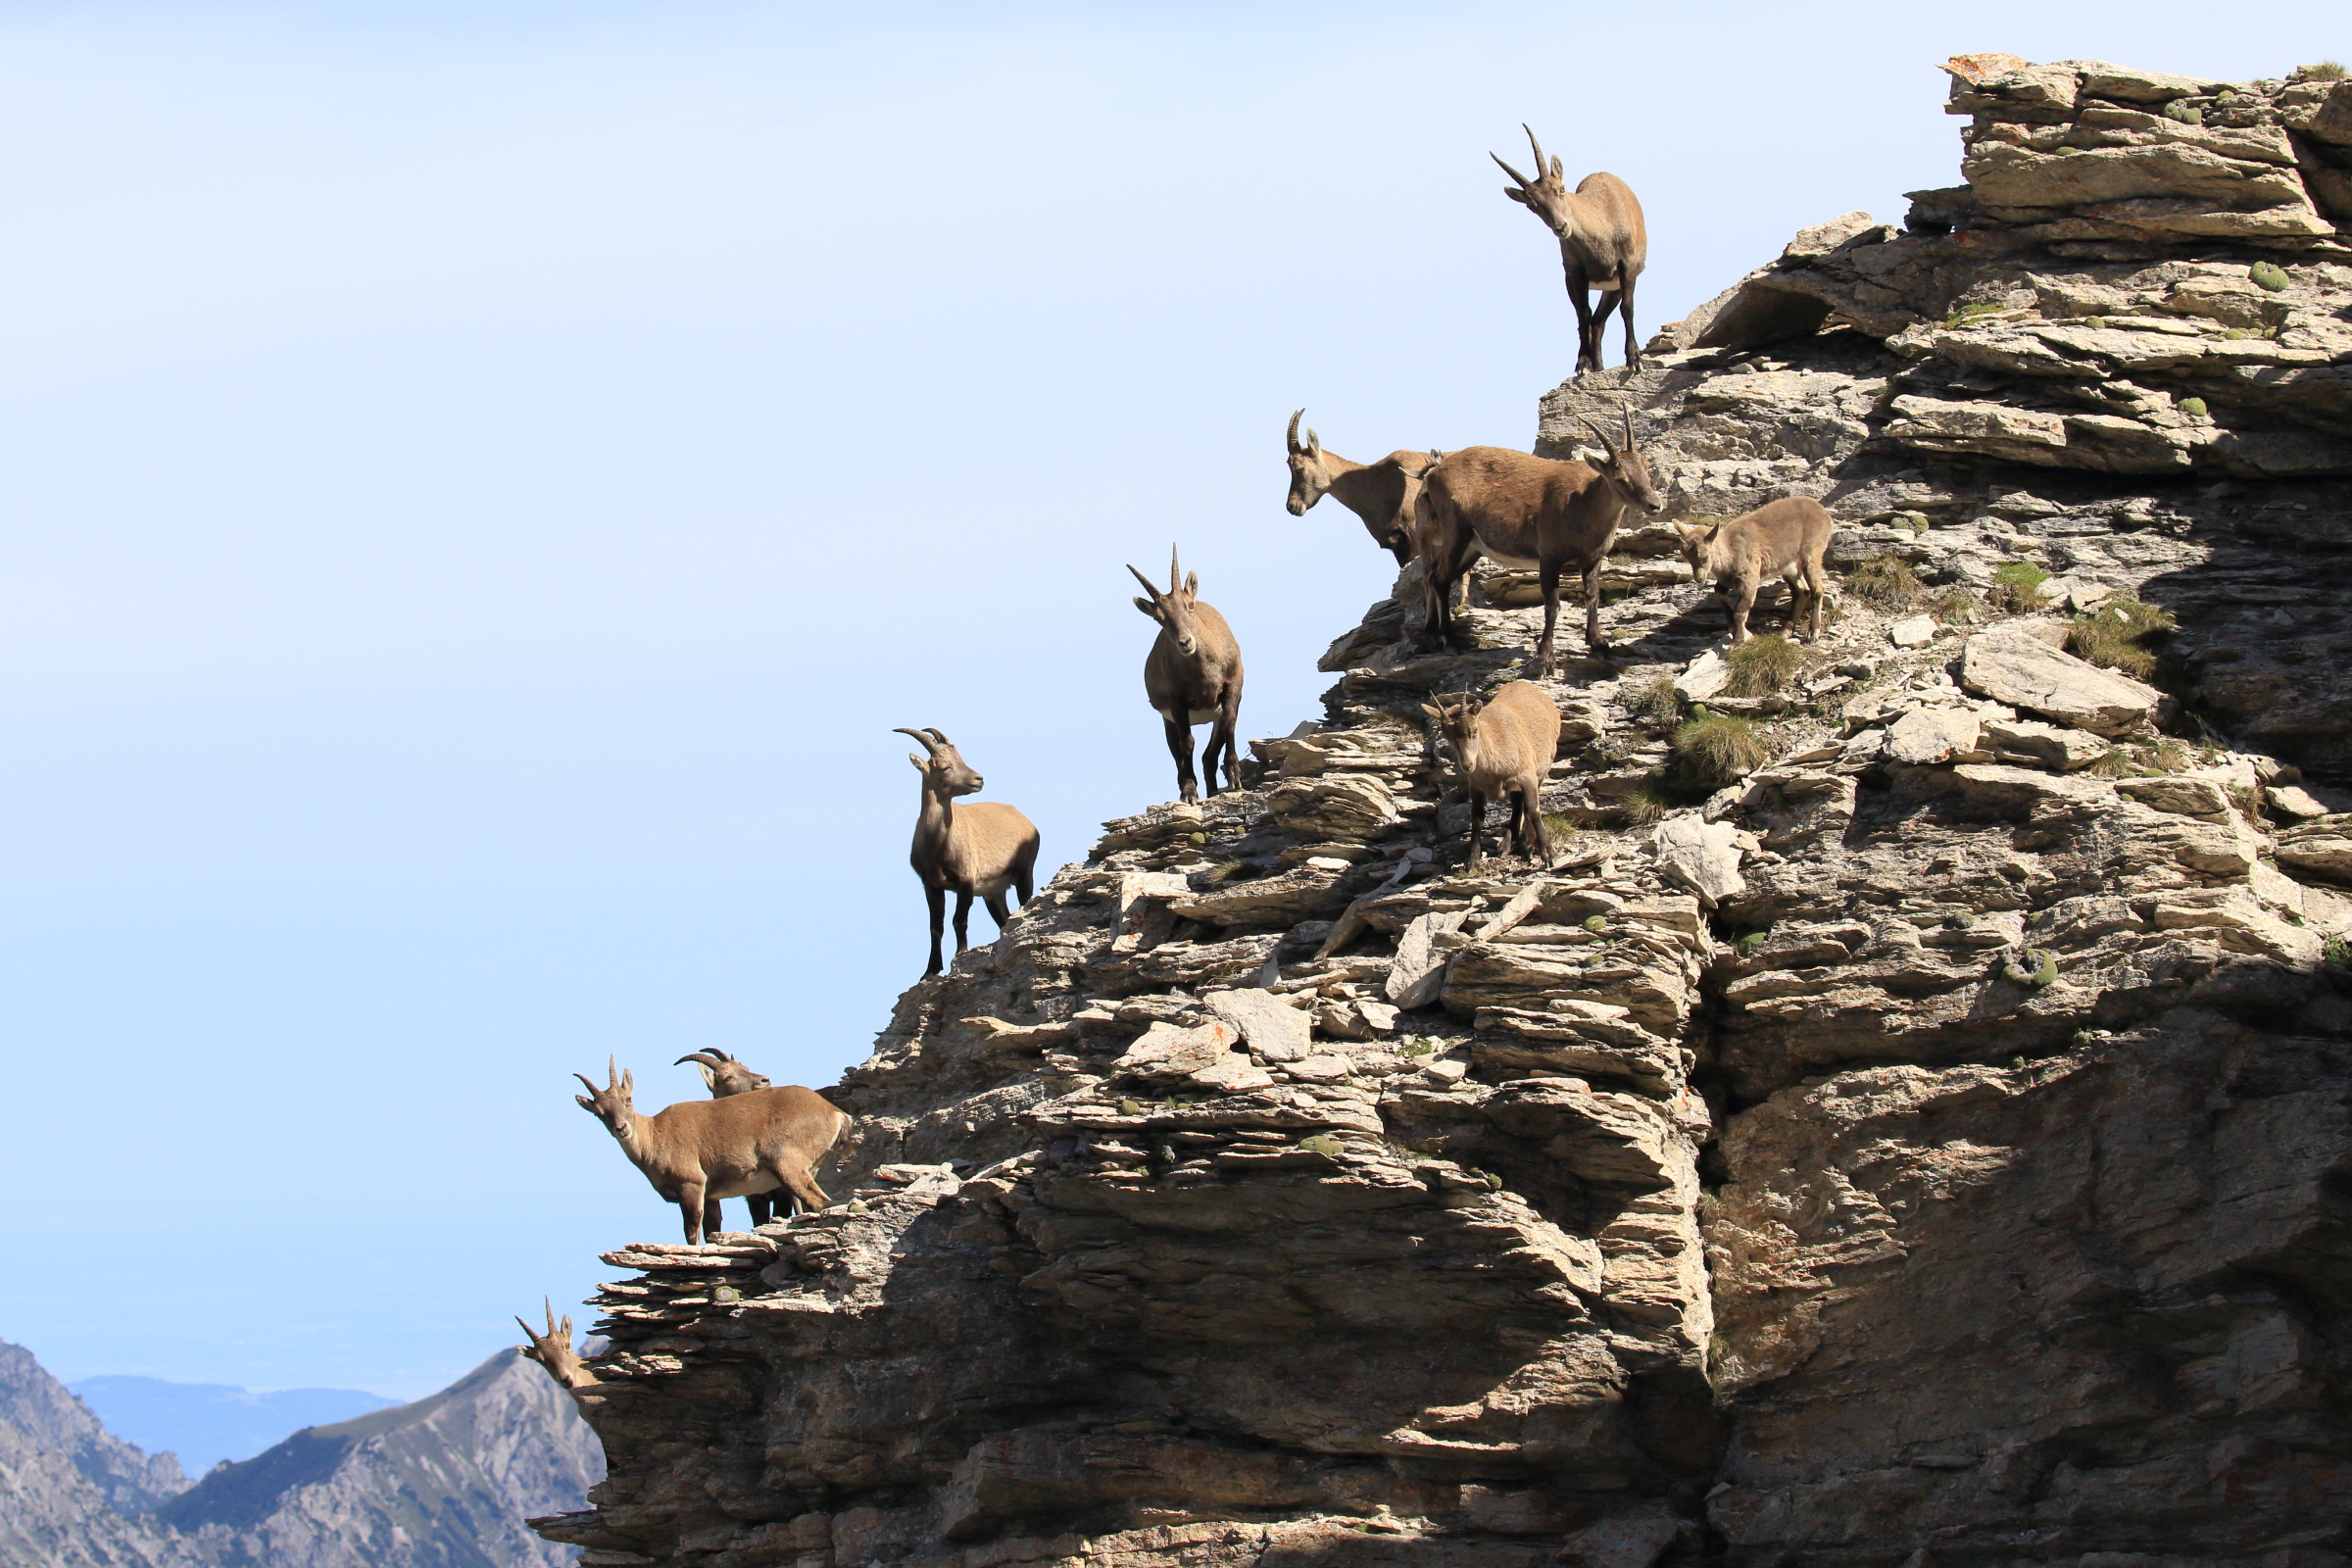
[70,1376,397,1478]
[0,1335,601,1568]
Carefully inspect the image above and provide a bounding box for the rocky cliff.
[0,1336,193,1568]
[538,56,2352,1568]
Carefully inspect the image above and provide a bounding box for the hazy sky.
[4,0,2341,1399]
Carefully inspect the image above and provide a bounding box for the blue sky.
[3,1,2341,1399]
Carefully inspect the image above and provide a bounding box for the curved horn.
[893,727,943,756]
[1169,544,1182,594]
[1126,563,1160,599]
[1491,150,1534,190]
[572,1072,600,1097]
[1621,405,1637,449]
[1578,415,1615,451]
[1523,123,1546,174]
[673,1052,725,1069]
[1287,409,1303,454]
[923,727,950,744]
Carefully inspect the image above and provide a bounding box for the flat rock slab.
[2116,775,2233,820]
[1887,614,1937,649]
[1205,987,1313,1062]
[1886,706,1982,765]
[1116,1019,1241,1078]
[1387,909,1475,1008]
[1652,815,1746,907]
[1960,623,2162,736]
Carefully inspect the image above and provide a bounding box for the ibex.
[1285,411,1437,567]
[516,1298,598,1394]
[1674,497,1835,645]
[1128,547,1245,805]
[1413,409,1666,676]
[677,1050,780,1225]
[1493,126,1648,375]
[1423,681,1561,870]
[573,1057,849,1246]
[897,727,1041,977]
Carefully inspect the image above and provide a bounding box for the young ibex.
[1414,409,1666,676]
[1674,497,1836,645]
[1423,681,1561,870]
[1493,126,1648,375]
[897,727,1041,977]
[1128,547,1245,805]
[573,1057,849,1246]
[676,1050,779,1224]
[1285,410,1438,567]
[515,1298,598,1394]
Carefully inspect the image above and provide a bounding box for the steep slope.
[156,1349,604,1568]
[0,1337,195,1568]
[70,1377,397,1478]
[537,55,2352,1568]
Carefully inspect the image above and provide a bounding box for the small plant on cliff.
[2001,948,2060,989]
[1942,300,2010,328]
[1620,775,1676,825]
[2089,747,2135,778]
[1202,858,1250,885]
[2067,598,2176,678]
[1672,712,1770,788]
[1724,633,1801,697]
[1989,560,2051,612]
[2324,933,2352,968]
[1847,554,1922,610]
[1584,914,1611,935]
[1623,672,1684,728]
[1735,928,1772,958]
[1542,811,1585,844]
[1298,1134,1347,1157]
[1935,585,1985,626]
[2294,60,2349,81]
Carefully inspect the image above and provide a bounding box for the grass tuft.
[1847,554,1922,610]
[1621,778,1676,825]
[1989,560,2050,612]
[1935,585,1985,626]
[1541,811,1584,844]
[1671,713,1770,787]
[1623,672,1684,728]
[2066,598,2176,678]
[1735,929,1771,957]
[1724,634,1801,697]
[1204,858,1250,884]
[2325,933,2352,967]
[2295,60,2348,81]
[2089,747,2134,778]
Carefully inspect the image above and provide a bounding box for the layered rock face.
[543,57,2352,1568]
[0,1336,192,1568]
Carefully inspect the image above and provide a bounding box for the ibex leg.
[1464,787,1491,869]
[676,1179,709,1246]
[1583,564,1610,654]
[745,1193,776,1227]
[1561,258,1598,373]
[1728,576,1759,645]
[702,1197,726,1240]
[769,1156,831,1214]
[1617,271,1642,369]
[1798,559,1828,640]
[1533,559,1564,679]
[1590,286,1622,372]
[952,890,975,954]
[983,888,1012,929]
[1206,701,1241,796]
[1521,783,1555,867]
[1162,711,1200,805]
[923,884,947,976]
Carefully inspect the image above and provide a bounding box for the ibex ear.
[1501,185,1531,205]
[574,1094,596,1112]
[906,753,927,770]
[1183,572,1199,598]
[1133,596,1159,617]
[1420,703,1443,720]
[1304,428,1320,459]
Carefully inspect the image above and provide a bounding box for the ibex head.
[1493,124,1576,235]
[572,1056,637,1140]
[1284,409,1329,515]
[1128,547,1205,656]
[675,1049,769,1097]
[1420,686,1488,757]
[1578,406,1665,515]
[895,726,984,798]
[515,1298,595,1392]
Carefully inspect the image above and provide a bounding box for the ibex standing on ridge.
[516,1298,599,1394]
[1285,411,1438,567]
[1674,497,1836,645]
[573,1057,849,1246]
[1129,548,1245,806]
[1423,681,1562,871]
[1414,409,1666,676]
[1493,126,1648,375]
[677,1050,779,1225]
[897,728,1041,977]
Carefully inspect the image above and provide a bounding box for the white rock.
[2116,776,2233,820]
[1421,1057,1469,1087]
[1983,716,2110,771]
[1205,988,1313,1062]
[1651,815,1747,908]
[2266,784,2332,820]
[1885,706,1982,765]
[1675,649,1731,702]
[1116,1020,1240,1078]
[1188,1056,1276,1094]
[1887,614,1937,649]
[1386,909,1475,1009]
[1285,1054,1353,1084]
[1959,623,2162,736]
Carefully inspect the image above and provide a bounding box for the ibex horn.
[1491,150,1535,190]
[1125,564,1160,600]
[1622,405,1638,449]
[892,727,942,756]
[1523,123,1561,181]
[1578,415,1615,451]
[1170,544,1183,593]
[924,727,950,744]
[1287,409,1303,453]
[673,1051,725,1069]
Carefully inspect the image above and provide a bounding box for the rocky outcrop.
[544,53,2352,1568]
[0,1336,194,1568]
